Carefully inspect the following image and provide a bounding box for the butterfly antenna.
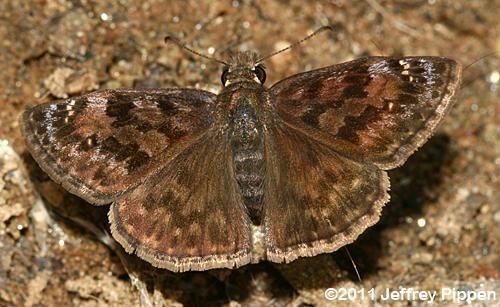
[164,35,229,66]
[257,25,334,63]
[463,51,500,71]
[344,247,362,283]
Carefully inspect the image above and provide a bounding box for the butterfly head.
[221,51,266,87]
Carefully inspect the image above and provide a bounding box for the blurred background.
[0,0,498,306]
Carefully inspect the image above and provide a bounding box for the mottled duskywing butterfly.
[21,30,461,272]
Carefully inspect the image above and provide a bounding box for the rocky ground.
[0,1,498,306]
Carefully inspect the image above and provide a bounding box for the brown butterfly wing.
[21,88,215,204]
[109,131,252,272]
[271,56,462,169]
[263,122,389,262]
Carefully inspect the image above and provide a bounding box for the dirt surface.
[0,1,498,306]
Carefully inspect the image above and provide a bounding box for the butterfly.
[21,33,461,272]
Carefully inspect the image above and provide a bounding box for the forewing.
[263,122,389,263]
[271,56,461,169]
[21,88,215,204]
[109,131,252,272]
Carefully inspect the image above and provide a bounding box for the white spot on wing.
[44,104,58,144]
[86,95,108,105]
[368,60,391,75]
[388,102,394,111]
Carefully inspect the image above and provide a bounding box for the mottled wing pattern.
[21,88,215,204]
[109,131,252,272]
[271,57,461,169]
[263,122,389,262]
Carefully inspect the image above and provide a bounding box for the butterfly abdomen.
[229,100,265,224]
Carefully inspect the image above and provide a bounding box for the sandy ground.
[0,1,498,306]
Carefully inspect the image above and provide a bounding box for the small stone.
[411,252,433,264]
[44,68,98,98]
[493,211,500,225]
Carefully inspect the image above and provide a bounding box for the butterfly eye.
[253,64,266,84]
[221,66,230,85]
